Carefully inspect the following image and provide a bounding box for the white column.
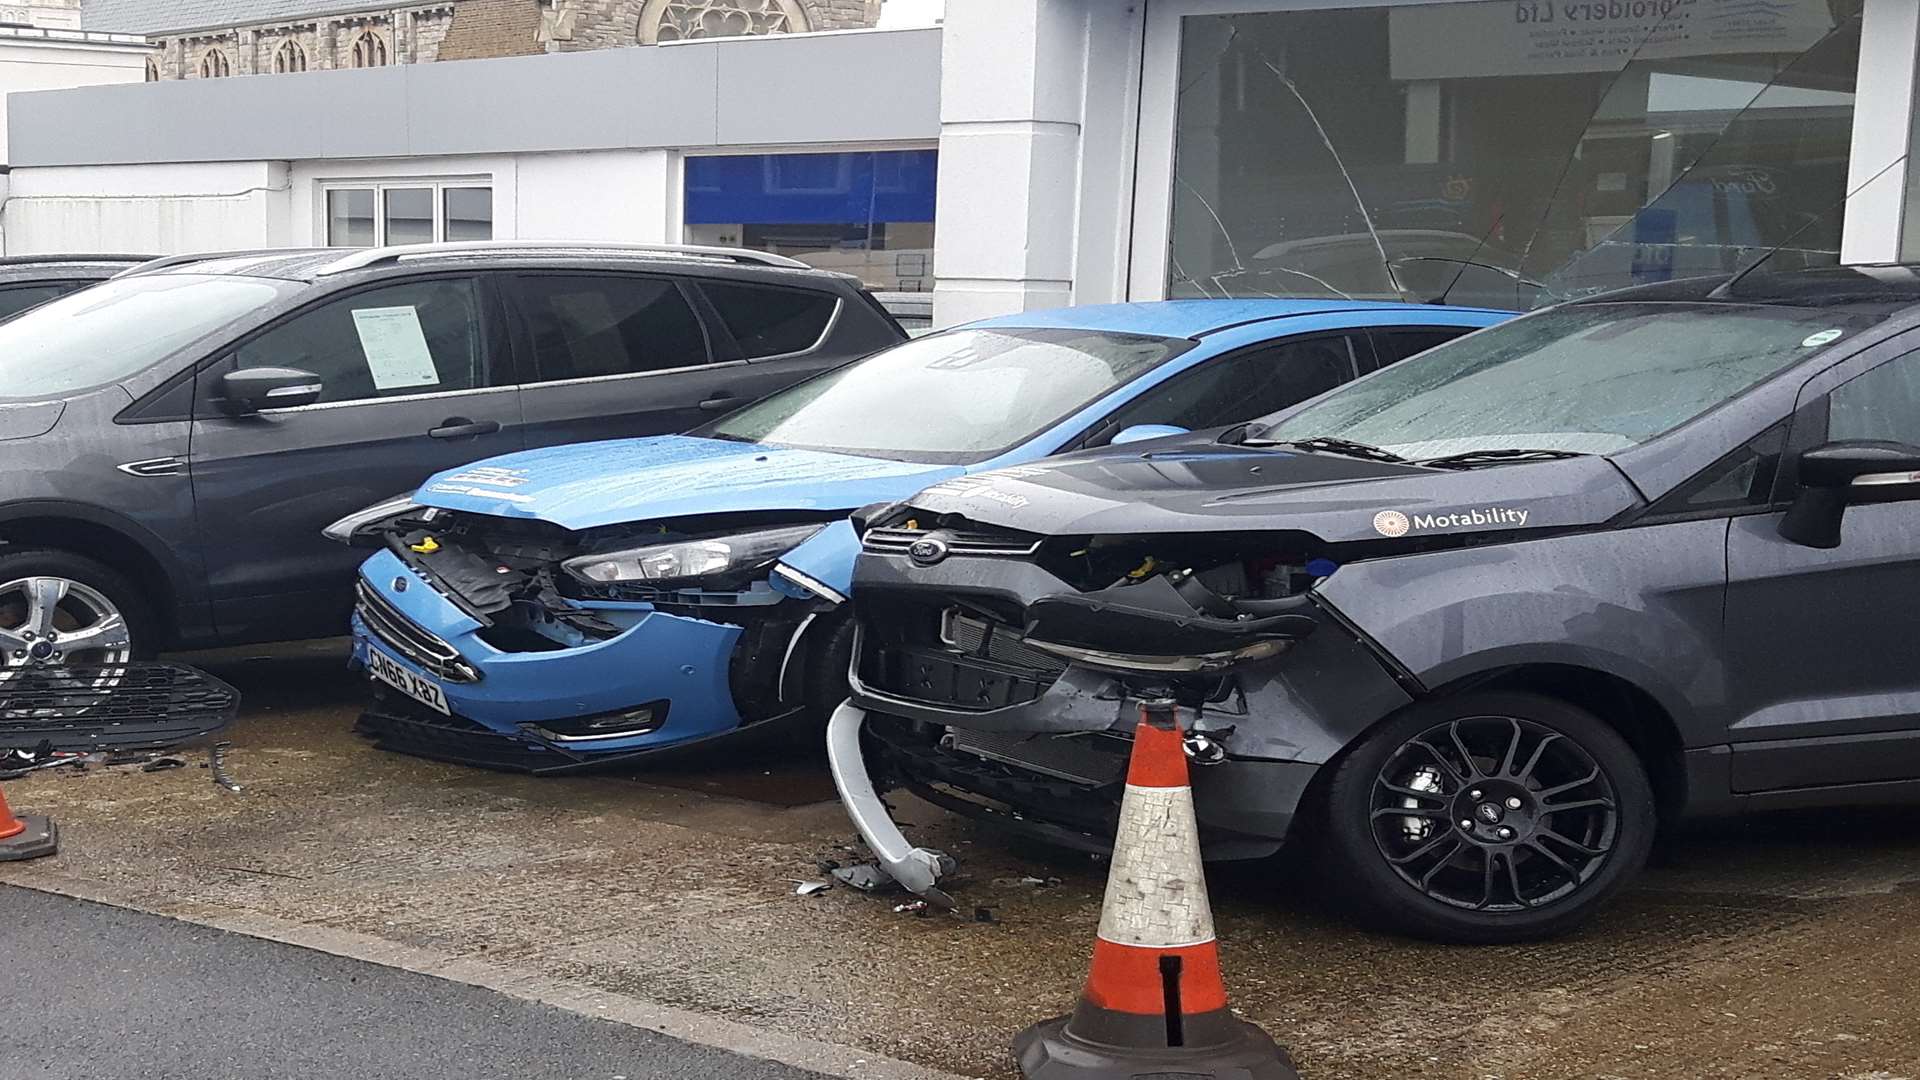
[1841,0,1918,263]
[931,0,1089,327]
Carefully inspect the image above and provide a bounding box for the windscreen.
[700,327,1189,463]
[1259,302,1877,458]
[0,273,292,401]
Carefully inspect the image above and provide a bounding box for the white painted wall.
[3,161,291,253]
[516,150,676,243]
[929,0,1144,327]
[0,38,149,164]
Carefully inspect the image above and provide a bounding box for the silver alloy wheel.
[0,576,134,682]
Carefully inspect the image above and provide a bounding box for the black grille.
[355,580,479,683]
[863,522,1044,557]
[942,609,1065,673]
[859,605,1064,711]
[943,727,1128,785]
[1,662,238,752]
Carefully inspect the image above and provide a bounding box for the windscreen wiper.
[1417,448,1589,470]
[1250,435,1409,464]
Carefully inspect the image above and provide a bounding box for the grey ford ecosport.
[832,265,1920,943]
[0,243,902,667]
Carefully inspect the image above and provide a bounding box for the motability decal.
[1373,506,1529,537]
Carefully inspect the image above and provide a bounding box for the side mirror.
[1112,423,1190,446]
[219,367,324,413]
[1778,440,1920,548]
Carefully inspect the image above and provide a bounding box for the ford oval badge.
[907,536,950,567]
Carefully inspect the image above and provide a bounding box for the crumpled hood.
[904,444,1644,543]
[417,435,963,531]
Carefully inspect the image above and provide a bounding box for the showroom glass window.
[1167,0,1862,309]
[325,182,493,246]
[682,149,937,292]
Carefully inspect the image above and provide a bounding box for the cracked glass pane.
[1168,0,1863,310]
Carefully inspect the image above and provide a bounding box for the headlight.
[322,492,419,545]
[562,524,825,586]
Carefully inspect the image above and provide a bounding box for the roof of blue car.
[964,299,1501,339]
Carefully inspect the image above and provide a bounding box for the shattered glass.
[1168,0,1868,310]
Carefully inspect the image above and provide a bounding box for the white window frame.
[1128,0,1915,299]
[319,177,495,247]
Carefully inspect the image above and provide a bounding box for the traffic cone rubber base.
[1014,1010,1300,1080]
[0,811,58,862]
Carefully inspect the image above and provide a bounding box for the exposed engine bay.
[861,508,1339,679]
[367,505,841,722]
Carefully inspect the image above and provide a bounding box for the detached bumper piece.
[358,695,605,775]
[0,663,239,753]
[358,692,730,775]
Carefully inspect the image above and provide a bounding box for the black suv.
[0,254,155,320]
[0,242,902,662]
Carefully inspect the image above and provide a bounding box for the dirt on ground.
[4,644,1919,1080]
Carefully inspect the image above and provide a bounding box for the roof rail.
[311,240,813,277]
[111,249,315,279]
[0,253,157,267]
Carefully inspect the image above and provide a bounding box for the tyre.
[1321,690,1656,944]
[0,548,156,677]
[802,611,856,722]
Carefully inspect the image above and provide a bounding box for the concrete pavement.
[0,884,830,1080]
[4,642,1920,1079]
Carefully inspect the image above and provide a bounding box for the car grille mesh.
[857,604,1065,711]
[941,609,1067,674]
[355,580,478,683]
[862,523,1044,557]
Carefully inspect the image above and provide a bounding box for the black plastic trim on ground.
[1,663,239,752]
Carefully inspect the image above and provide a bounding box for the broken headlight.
[561,524,825,587]
[1024,637,1290,674]
[322,492,419,547]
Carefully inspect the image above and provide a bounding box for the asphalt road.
[0,885,828,1080]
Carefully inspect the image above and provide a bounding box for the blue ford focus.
[331,300,1507,770]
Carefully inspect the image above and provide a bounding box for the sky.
[878,0,944,29]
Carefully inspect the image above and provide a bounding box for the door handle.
[698,394,737,412]
[429,418,501,439]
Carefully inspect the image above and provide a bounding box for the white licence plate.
[367,646,450,715]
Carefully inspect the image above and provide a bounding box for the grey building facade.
[78,0,881,80]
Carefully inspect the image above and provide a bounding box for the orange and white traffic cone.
[0,783,57,862]
[1014,699,1297,1080]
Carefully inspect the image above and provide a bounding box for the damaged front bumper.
[830,548,1417,902]
[349,548,823,769]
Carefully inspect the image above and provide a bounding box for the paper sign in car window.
[352,306,442,391]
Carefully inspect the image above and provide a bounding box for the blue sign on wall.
[684,150,938,227]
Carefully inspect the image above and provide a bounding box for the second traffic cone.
[1014,699,1298,1080]
[0,783,58,862]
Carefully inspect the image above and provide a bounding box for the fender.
[1316,518,1731,748]
[0,498,209,643]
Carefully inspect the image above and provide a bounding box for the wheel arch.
[1428,663,1689,820]
[0,502,194,646]
[1299,658,1693,830]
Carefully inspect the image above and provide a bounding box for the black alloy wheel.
[1322,691,1655,944]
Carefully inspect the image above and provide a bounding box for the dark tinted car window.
[1829,350,1920,446]
[234,278,487,404]
[0,282,86,322]
[516,275,709,381]
[1103,335,1362,434]
[701,282,837,359]
[1369,328,1472,368]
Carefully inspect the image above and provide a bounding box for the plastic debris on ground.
[794,880,832,896]
[830,861,901,893]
